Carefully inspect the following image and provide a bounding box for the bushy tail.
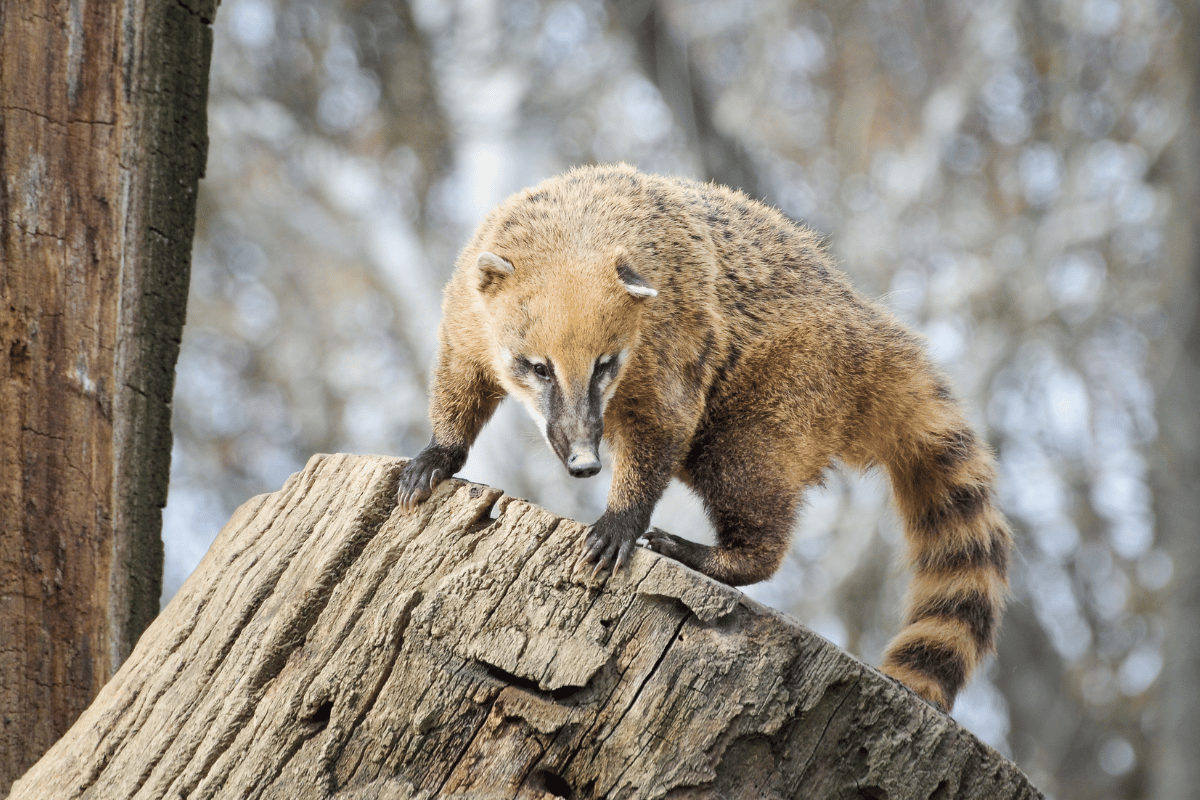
[878,397,1012,711]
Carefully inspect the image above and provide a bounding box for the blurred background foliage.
[167,0,1198,796]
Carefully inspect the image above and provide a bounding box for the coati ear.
[616,261,658,300]
[477,252,514,293]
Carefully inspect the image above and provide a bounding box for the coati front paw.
[397,442,467,513]
[574,512,641,581]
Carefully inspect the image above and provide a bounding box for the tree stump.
[11,454,1042,800]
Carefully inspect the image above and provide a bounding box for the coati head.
[473,248,657,478]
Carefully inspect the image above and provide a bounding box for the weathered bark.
[0,0,214,791]
[12,454,1042,800]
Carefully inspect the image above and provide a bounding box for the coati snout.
[566,449,601,478]
[525,355,608,479]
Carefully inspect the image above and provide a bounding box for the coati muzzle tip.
[567,448,601,478]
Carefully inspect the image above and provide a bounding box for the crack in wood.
[10,456,1043,799]
[791,675,863,793]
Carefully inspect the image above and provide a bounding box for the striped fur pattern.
[397,164,1012,710]
[859,388,1012,711]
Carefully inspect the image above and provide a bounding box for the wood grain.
[12,454,1042,799]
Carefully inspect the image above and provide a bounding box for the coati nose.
[567,451,601,478]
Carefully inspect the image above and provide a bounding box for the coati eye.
[516,355,552,382]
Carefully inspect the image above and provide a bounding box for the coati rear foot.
[642,515,793,587]
[642,422,814,586]
[642,528,786,586]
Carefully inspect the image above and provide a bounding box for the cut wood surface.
[11,454,1043,800]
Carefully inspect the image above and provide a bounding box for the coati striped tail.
[880,426,1012,711]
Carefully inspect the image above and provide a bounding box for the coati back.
[398,163,1012,711]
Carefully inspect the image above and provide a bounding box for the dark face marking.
[545,371,569,460]
[908,590,996,650]
[587,355,615,427]
[535,355,615,476]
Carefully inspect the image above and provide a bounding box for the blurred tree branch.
[608,0,764,197]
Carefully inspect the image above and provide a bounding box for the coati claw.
[397,442,467,513]
[573,514,640,583]
[639,527,712,575]
[641,527,678,555]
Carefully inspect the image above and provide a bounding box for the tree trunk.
[1153,2,1200,795]
[0,0,214,791]
[11,454,1042,800]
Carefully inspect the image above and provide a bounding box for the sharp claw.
[615,544,630,573]
[429,469,443,491]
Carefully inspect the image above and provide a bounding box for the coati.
[397,163,1012,711]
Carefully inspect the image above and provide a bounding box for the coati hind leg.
[644,424,822,587]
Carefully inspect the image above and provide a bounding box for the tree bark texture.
[11,454,1042,800]
[0,0,214,791]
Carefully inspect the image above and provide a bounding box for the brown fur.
[397,164,1012,711]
